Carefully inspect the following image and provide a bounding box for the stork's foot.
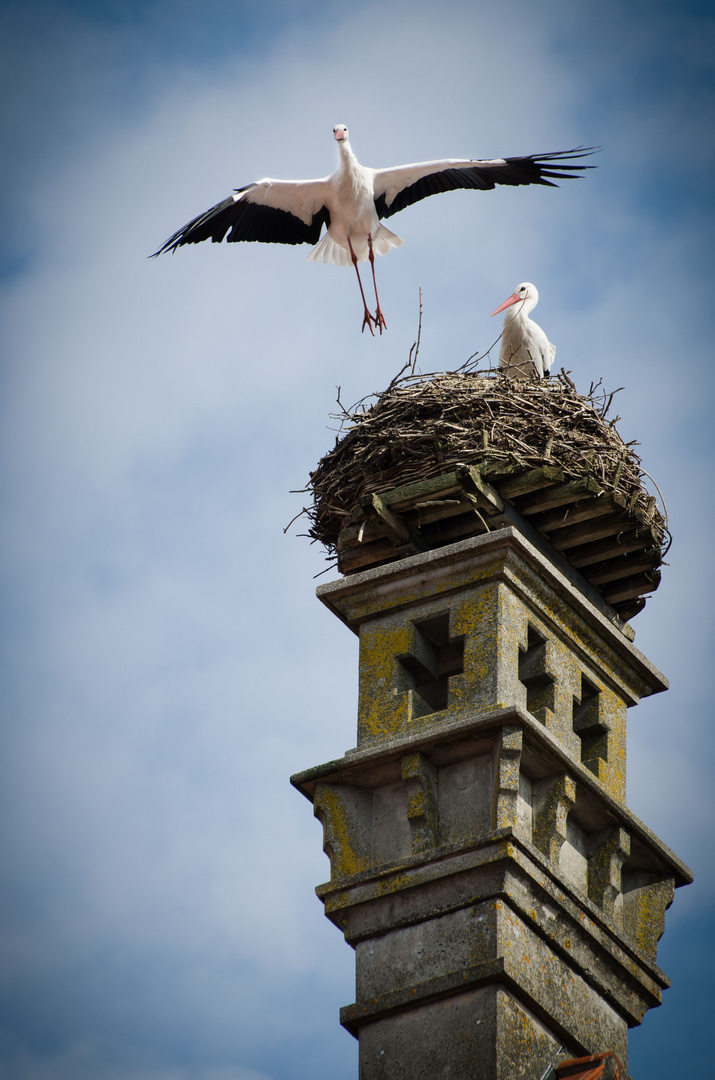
[361,308,376,336]
[374,307,387,335]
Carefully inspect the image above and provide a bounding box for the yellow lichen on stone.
[313,782,372,880]
[357,617,414,743]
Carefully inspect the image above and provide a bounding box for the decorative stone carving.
[622,872,675,962]
[533,774,578,865]
[588,826,631,923]
[493,725,523,830]
[402,751,439,854]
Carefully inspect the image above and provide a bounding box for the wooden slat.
[404,498,473,528]
[341,494,483,550]
[549,514,637,551]
[338,468,501,566]
[601,571,661,604]
[479,460,521,483]
[339,518,387,546]
[495,465,564,498]
[455,463,504,513]
[516,476,602,516]
[420,511,491,544]
[612,596,647,621]
[360,492,408,543]
[531,492,626,533]
[359,492,415,547]
[566,530,660,569]
[338,537,411,573]
[382,472,463,511]
[584,552,662,586]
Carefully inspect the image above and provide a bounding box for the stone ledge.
[321,836,665,1025]
[292,705,692,892]
[340,956,507,1035]
[340,954,625,1064]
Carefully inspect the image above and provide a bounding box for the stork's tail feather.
[371,224,404,257]
[546,342,557,371]
[306,233,352,266]
[307,224,404,266]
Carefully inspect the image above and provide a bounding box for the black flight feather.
[375,147,597,221]
[151,189,329,256]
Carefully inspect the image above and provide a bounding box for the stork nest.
[304,369,668,556]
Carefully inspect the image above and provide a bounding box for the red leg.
[368,236,387,334]
[347,238,375,336]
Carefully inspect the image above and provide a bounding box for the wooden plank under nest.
[491,465,564,498]
[602,570,662,605]
[547,512,641,552]
[612,596,647,621]
[338,537,417,572]
[337,468,503,575]
[378,472,464,511]
[565,528,661,569]
[407,498,473,528]
[454,463,505,514]
[334,456,665,624]
[515,476,602,516]
[359,492,427,551]
[584,551,662,587]
[529,491,626,533]
[421,509,493,546]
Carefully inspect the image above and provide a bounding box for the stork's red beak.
[490,291,521,317]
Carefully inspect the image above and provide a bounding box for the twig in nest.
[313,561,338,579]
[455,331,503,374]
[637,466,670,532]
[383,287,425,394]
[283,507,309,533]
[410,287,423,374]
[335,385,351,418]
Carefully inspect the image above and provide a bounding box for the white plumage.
[490,282,556,379]
[154,125,593,335]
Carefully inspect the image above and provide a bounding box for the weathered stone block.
[353,985,563,1080]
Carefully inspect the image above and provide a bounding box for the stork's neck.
[503,303,526,326]
[337,137,359,174]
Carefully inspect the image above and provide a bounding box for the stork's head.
[333,124,349,142]
[490,282,539,317]
[515,283,538,304]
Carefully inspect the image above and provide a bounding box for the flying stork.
[490,282,555,379]
[152,125,594,335]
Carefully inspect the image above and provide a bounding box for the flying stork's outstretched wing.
[372,147,597,220]
[151,178,331,255]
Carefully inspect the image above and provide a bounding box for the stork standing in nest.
[152,126,594,336]
[490,282,556,379]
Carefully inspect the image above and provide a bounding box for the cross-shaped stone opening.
[397,612,464,718]
[518,625,556,724]
[573,674,609,773]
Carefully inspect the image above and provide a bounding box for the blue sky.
[0,1,713,1077]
